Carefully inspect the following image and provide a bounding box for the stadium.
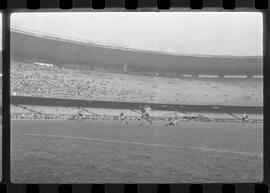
[10,26,263,183]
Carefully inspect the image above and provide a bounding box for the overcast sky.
[11,12,263,56]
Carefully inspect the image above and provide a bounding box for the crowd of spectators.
[11,60,263,106]
[11,60,141,101]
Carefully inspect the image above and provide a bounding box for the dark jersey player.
[241,112,249,126]
[165,117,178,127]
[77,107,84,121]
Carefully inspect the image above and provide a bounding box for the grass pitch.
[11,120,263,183]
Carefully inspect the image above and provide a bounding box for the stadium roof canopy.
[11,30,263,76]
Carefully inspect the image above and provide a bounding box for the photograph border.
[0,0,269,192]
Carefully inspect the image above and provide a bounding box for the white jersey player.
[120,112,128,124]
[140,106,152,125]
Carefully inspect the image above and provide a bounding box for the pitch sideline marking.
[23,133,263,158]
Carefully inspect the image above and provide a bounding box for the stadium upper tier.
[10,29,262,76]
[11,61,263,107]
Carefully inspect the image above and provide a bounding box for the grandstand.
[11,59,263,107]
[10,28,263,121]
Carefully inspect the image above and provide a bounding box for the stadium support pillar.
[123,64,127,73]
[247,74,252,79]
[193,74,200,78]
[219,74,225,78]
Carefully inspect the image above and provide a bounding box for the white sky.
[11,12,263,56]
